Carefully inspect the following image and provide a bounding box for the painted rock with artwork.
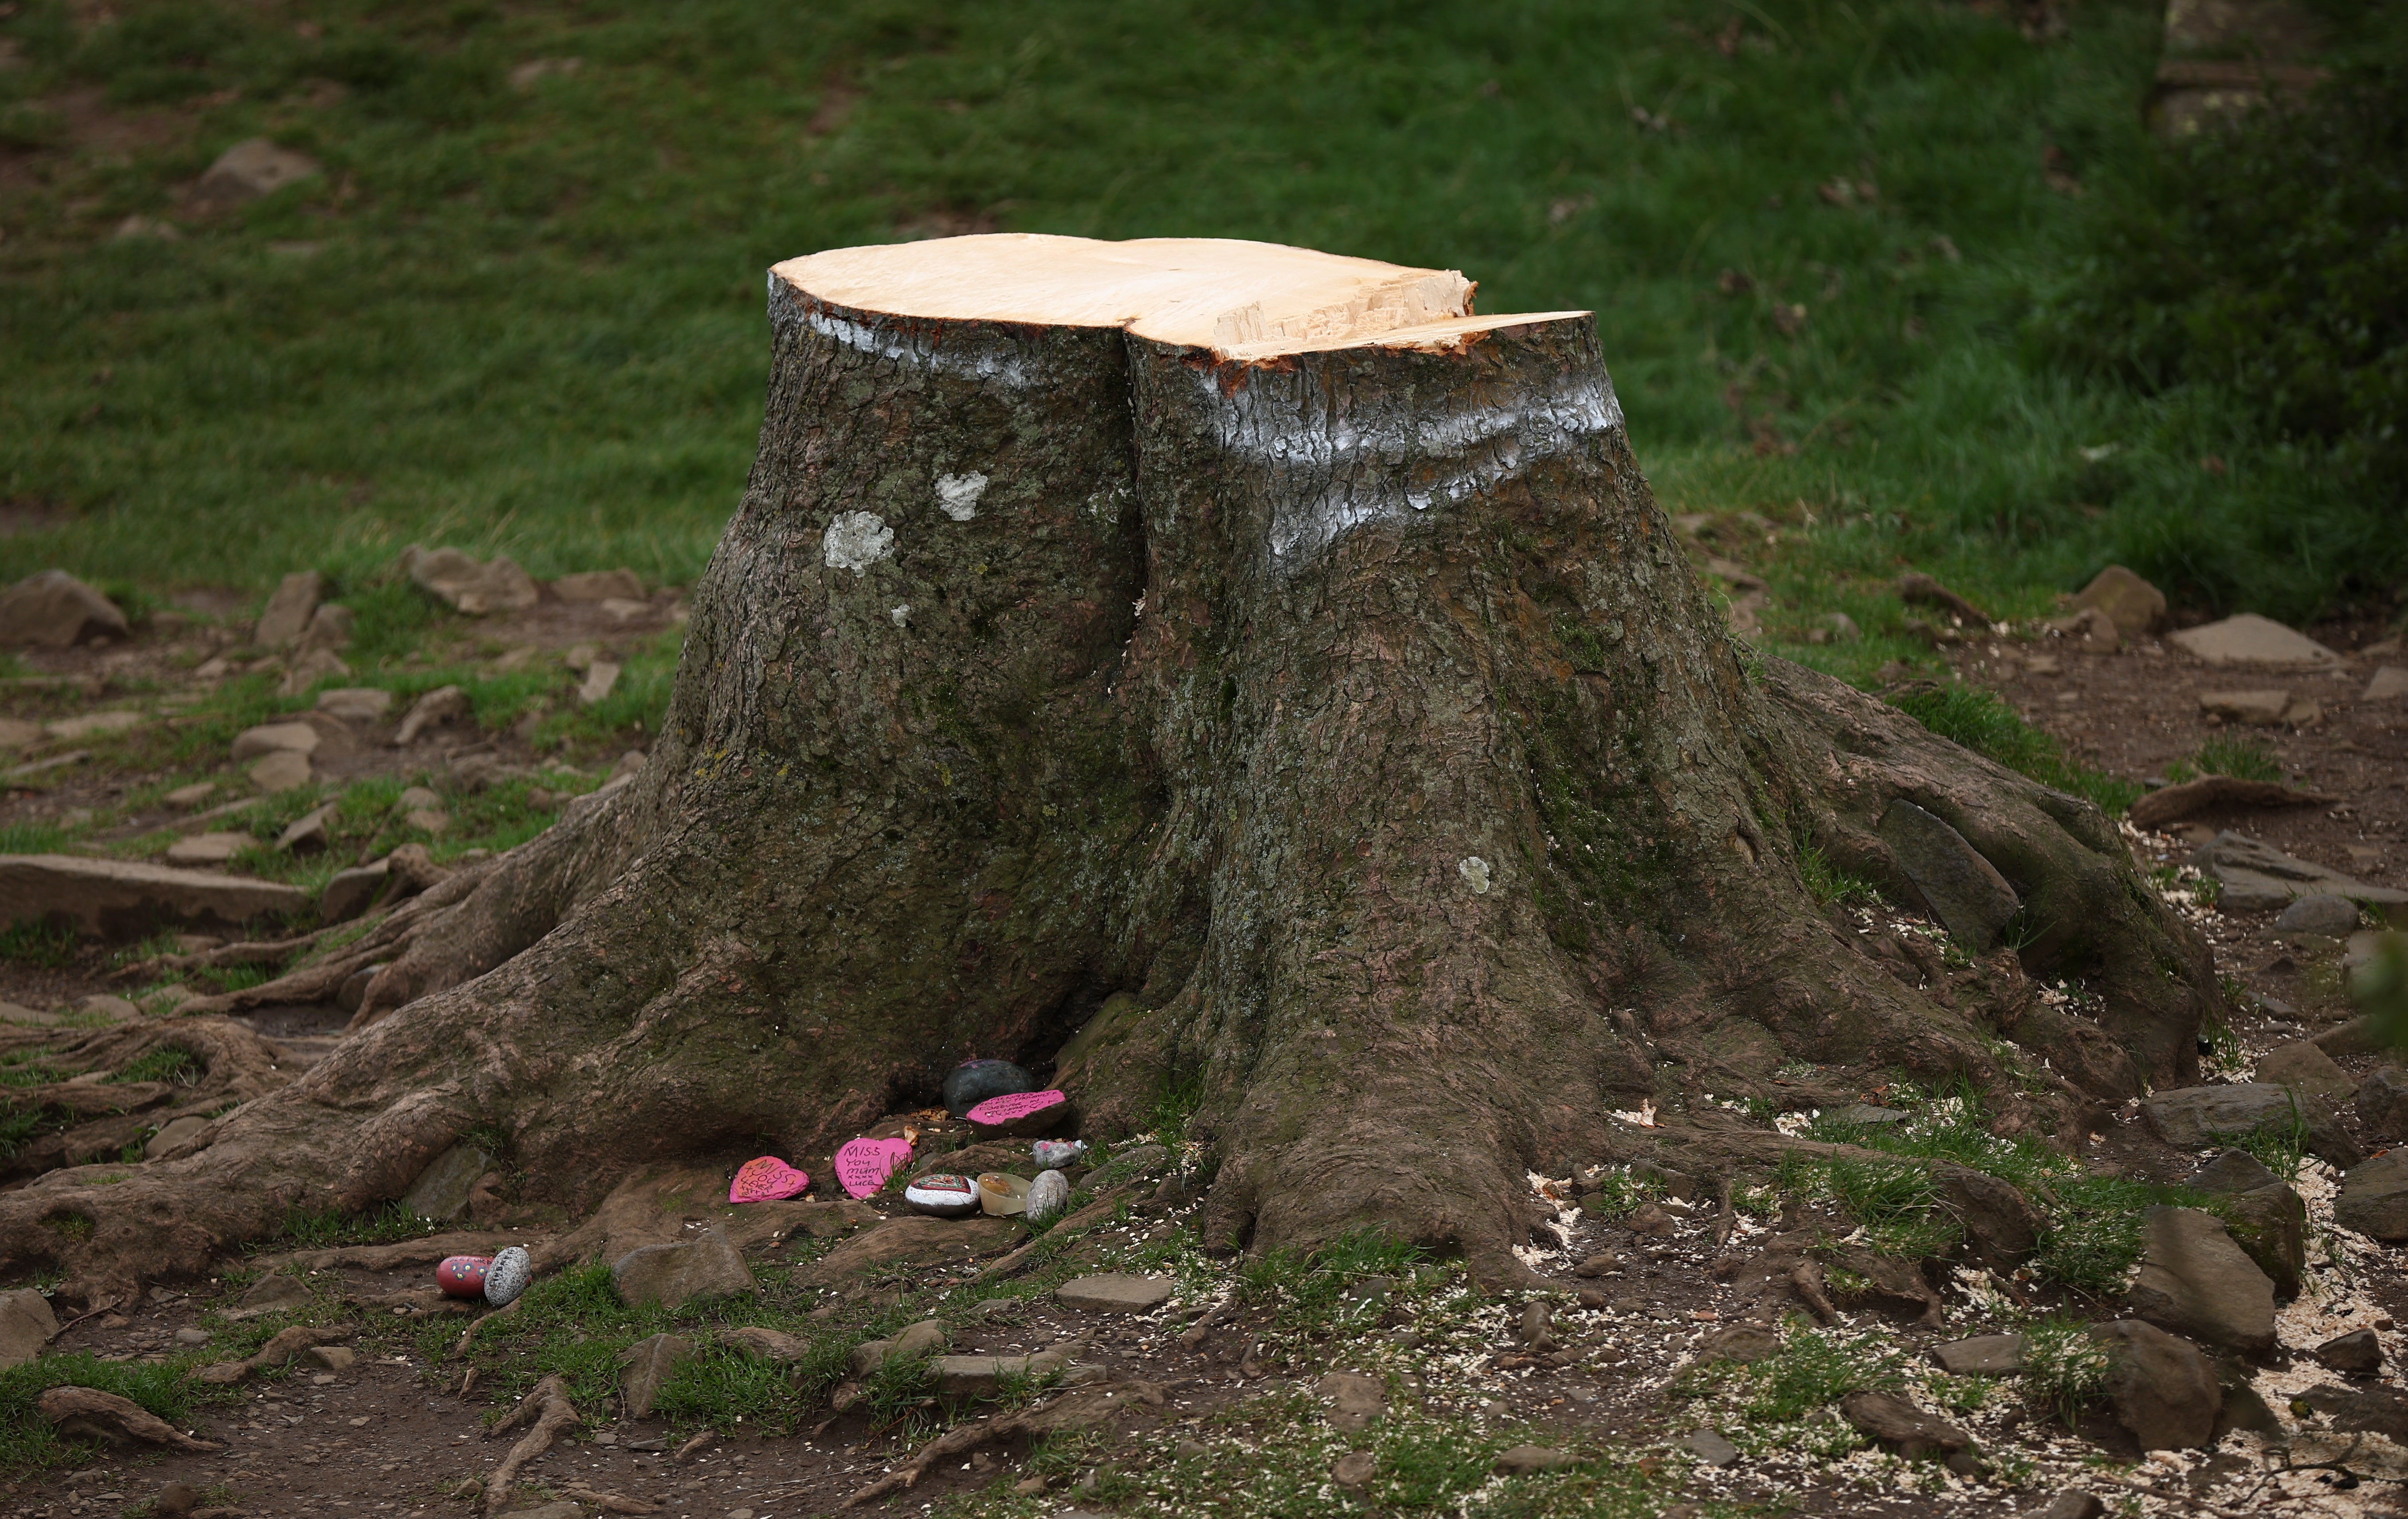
[1026,1169,1071,1224]
[977,1173,1031,1216]
[483,1246,533,1307]
[942,1059,1036,1117]
[904,1173,982,1218]
[834,1137,914,1199]
[965,1088,1070,1137]
[1031,1139,1088,1169]
[435,1256,491,1299]
[729,1155,811,1204]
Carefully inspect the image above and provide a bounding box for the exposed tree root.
[1,1015,293,1181]
[839,1385,1140,1509]
[36,1387,224,1451]
[481,1374,580,1517]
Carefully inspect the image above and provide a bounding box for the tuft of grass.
[1736,1320,1902,1424]
[0,918,79,969]
[2165,733,2284,785]
[1887,684,2141,815]
[2019,1314,2110,1425]
[266,1201,440,1253]
[1797,837,1882,909]
[111,1046,198,1086]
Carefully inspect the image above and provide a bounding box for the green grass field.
[0,0,2397,636]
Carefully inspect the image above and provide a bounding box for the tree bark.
[0,237,2219,1300]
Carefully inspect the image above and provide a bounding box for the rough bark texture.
[0,243,2221,1301]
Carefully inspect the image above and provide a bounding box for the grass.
[2165,733,2284,785]
[0,1351,219,1474]
[0,0,2393,650]
[267,1200,443,1252]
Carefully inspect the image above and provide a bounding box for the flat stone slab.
[1055,1273,1176,1313]
[2169,613,2339,666]
[1679,1428,1740,1466]
[1875,800,2019,953]
[2190,831,2408,911]
[0,854,308,937]
[2125,1206,2275,1355]
[1933,1333,2026,1375]
[2142,1081,2359,1166]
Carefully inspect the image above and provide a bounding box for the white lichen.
[935,471,989,521]
[1459,856,1491,894]
[889,604,911,628]
[822,511,894,576]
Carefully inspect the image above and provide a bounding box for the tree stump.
[0,236,2221,1296]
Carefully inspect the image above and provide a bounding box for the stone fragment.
[35,1387,223,1451]
[966,1087,1069,1136]
[276,646,350,696]
[2254,1039,2357,1103]
[2275,895,2363,936]
[0,570,128,648]
[1058,1274,1176,1313]
[192,139,320,207]
[847,1319,948,1378]
[165,832,251,866]
[2142,1082,2361,1166]
[2169,613,2340,666]
[1933,1333,2025,1375]
[1839,1391,1970,1458]
[725,1326,810,1361]
[2191,1148,2279,1195]
[164,781,217,809]
[1875,800,2020,953]
[2049,605,2121,652]
[619,1333,694,1418]
[553,569,644,602]
[2295,1382,2408,1442]
[2197,689,2291,725]
[393,685,469,746]
[46,709,145,741]
[0,1287,59,1367]
[301,603,354,652]
[1694,1325,1780,1365]
[2338,1151,2408,1240]
[1678,1429,1739,1466]
[942,1058,1035,1115]
[2089,1319,2220,1450]
[578,661,621,706]
[2128,776,2331,828]
[1492,1445,1574,1476]
[254,571,325,647]
[1331,1450,1377,1487]
[1624,1202,1677,1236]
[2070,565,2165,636]
[247,749,312,793]
[2123,1206,2276,1354]
[239,1273,314,1314]
[2189,830,2407,912]
[2358,1068,2408,1138]
[2213,1181,2307,1300]
[2038,1495,2106,1519]
[301,1344,355,1371]
[1934,1163,2042,1266]
[316,687,393,723]
[2364,666,2408,703]
[2315,1328,2384,1376]
[1574,1252,1620,1278]
[146,1115,209,1160]
[611,1229,757,1308]
[403,1144,492,1223]
[320,860,389,924]
[400,545,540,615]
[276,801,340,854]
[1025,1168,1070,1223]
[1315,1370,1387,1433]
[0,854,306,937]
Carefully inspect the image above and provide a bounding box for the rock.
[2318,1015,2391,1057]
[165,832,251,866]
[619,1333,694,1418]
[75,993,140,1022]
[2275,895,2363,936]
[1832,1103,1908,1126]
[2197,689,2292,726]
[155,1482,199,1519]
[2294,1383,2408,1443]
[1839,1390,1970,1458]
[1933,1333,2025,1375]
[254,571,324,647]
[47,709,146,741]
[903,1174,982,1218]
[579,661,621,706]
[1026,1169,1070,1223]
[483,1246,532,1306]
[2089,1319,2220,1450]
[2216,1379,2283,1441]
[276,646,350,697]
[1031,1139,1087,1169]
[316,687,393,723]
[403,1144,492,1223]
[612,1228,756,1309]
[1896,573,1991,626]
[393,685,470,746]
[1330,1450,1377,1487]
[2365,666,2408,703]
[2337,1151,2408,1240]
[1624,1202,1677,1236]
[2050,605,2121,652]
[2141,1083,2361,1166]
[400,545,540,615]
[301,1344,355,1371]
[2170,614,2339,666]
[1574,1252,1620,1278]
[1935,1163,2042,1266]
[848,1319,947,1377]
[2070,565,2165,636]
[1694,1325,1780,1365]
[2315,1328,2384,1376]
[0,854,307,937]
[2188,830,2407,912]
[724,1326,810,1361]
[301,603,354,652]
[1057,1274,1176,1313]
[0,1287,59,1366]
[553,569,644,602]
[1314,1371,1387,1432]
[930,1351,1076,1396]
[239,1273,314,1314]
[145,1115,209,1160]
[1875,800,2020,953]
[1678,1429,1740,1467]
[1492,1445,1574,1476]
[2190,1148,2279,1195]
[165,781,216,809]
[247,749,312,793]
[2128,776,2333,828]
[942,1059,1037,1116]
[276,801,340,853]
[2037,1495,2106,1519]
[2213,1182,2307,1300]
[192,139,320,207]
[966,1087,1069,1136]
[2124,1206,2275,1354]
[0,570,128,648]
[2358,1068,2408,1138]
[320,860,389,924]
[1084,1143,1169,1191]
[2254,1039,2357,1102]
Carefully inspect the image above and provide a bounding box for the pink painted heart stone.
[834,1136,914,1199]
[965,1088,1069,1134]
[729,1155,811,1204]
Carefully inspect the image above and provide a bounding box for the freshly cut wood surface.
[772,232,1584,356]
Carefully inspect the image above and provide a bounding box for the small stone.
[1025,1168,1070,1223]
[1896,573,1990,626]
[400,545,539,616]
[931,1350,1074,1396]
[2169,614,2340,666]
[164,781,217,809]
[435,1256,490,1298]
[2214,1181,2308,1299]
[483,1246,533,1307]
[1679,1429,1739,1467]
[249,750,312,792]
[2198,689,2293,726]
[1518,1300,1559,1352]
[254,571,325,648]
[146,1115,210,1160]
[612,1228,757,1309]
[1694,1325,1780,1365]
[300,603,354,652]
[319,860,390,925]
[173,1327,210,1346]
[192,139,320,206]
[0,570,128,648]
[2143,1082,2361,1166]
[300,1344,355,1371]
[619,1333,695,1418]
[2070,565,2165,636]
[393,685,470,746]
[552,569,644,602]
[1574,1252,1619,1277]
[2254,1038,2358,1101]
[276,802,340,853]
[75,993,141,1021]
[231,722,319,762]
[1832,1103,1909,1126]
[2315,1328,2384,1376]
[1491,1444,1574,1477]
[315,687,393,723]
[2358,1068,2408,1138]
[942,1058,1036,1115]
[1839,1390,1970,1456]
[2037,1494,2107,1519]
[2124,1206,2276,1355]
[45,709,146,741]
[165,832,251,866]
[1056,1274,1175,1313]
[1315,1371,1387,1433]
[2189,1149,2280,1195]
[1933,1333,2026,1375]
[1330,1450,1377,1487]
[1031,1139,1087,1168]
[2275,895,2363,936]
[848,1319,947,1377]
[1876,799,2020,953]
[2337,1151,2408,1241]
[154,1482,200,1519]
[0,1287,60,1367]
[579,661,622,706]
[404,808,449,834]
[903,1174,982,1218]
[2363,666,2408,703]
[1624,1203,1676,1236]
[2088,1319,2220,1450]
[239,1273,313,1314]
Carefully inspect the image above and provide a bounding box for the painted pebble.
[903,1173,982,1218]
[729,1155,811,1204]
[965,1087,1069,1137]
[435,1255,491,1299]
[483,1245,533,1307]
[1026,1169,1070,1224]
[1031,1139,1088,1169]
[834,1136,914,1199]
[977,1173,1031,1217]
[942,1058,1036,1117]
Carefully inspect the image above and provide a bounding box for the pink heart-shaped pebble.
[729,1155,811,1204]
[834,1137,914,1199]
[965,1089,1067,1131]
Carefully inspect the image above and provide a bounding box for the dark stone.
[2314,1329,2384,1376]
[1696,1325,1781,1365]
[1837,1390,1970,1456]
[2296,1383,2408,1443]
[2337,1151,2408,1240]
[941,1059,1035,1117]
[2358,1067,2408,1139]
[2088,1319,2221,1451]
[2315,1016,2388,1057]
[319,861,390,925]
[610,1228,757,1309]
[2038,1493,2106,1519]
[1491,1445,1574,1476]
[1934,1164,2040,1266]
[2140,1083,2362,1167]
[2214,1380,2283,1441]
[1875,800,2020,953]
[2254,1040,2358,1103]
[2188,1149,2279,1194]
[1932,1333,2024,1376]
[1677,1429,1738,1467]
[2123,1207,2276,1355]
[2274,894,2361,935]
[2215,1182,2306,1299]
